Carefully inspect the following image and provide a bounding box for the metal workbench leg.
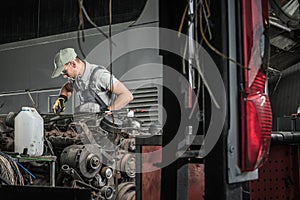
[50,161,55,187]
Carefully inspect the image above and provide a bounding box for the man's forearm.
[109,92,133,111]
[59,83,73,99]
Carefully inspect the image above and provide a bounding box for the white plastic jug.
[14,107,44,156]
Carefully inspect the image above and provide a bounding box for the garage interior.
[0,0,300,199]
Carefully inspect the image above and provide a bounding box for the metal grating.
[129,86,159,127]
[126,86,160,128]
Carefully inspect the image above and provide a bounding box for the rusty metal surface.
[141,146,204,200]
[142,146,162,200]
[188,164,204,200]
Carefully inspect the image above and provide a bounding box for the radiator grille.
[126,86,160,127]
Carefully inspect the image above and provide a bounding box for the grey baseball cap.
[51,48,77,78]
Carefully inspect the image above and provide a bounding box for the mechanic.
[51,47,133,114]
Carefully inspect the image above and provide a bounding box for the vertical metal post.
[50,160,55,187]
[135,141,142,200]
[188,0,195,91]
[187,0,196,109]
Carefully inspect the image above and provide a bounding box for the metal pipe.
[0,87,61,97]
[271,131,300,145]
[269,17,292,32]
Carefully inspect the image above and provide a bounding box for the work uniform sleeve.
[67,78,75,90]
[93,68,117,91]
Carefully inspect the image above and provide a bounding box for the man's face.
[61,61,77,79]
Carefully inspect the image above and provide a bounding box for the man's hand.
[52,95,68,114]
[100,106,112,115]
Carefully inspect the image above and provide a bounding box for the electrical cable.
[44,136,55,156]
[0,155,15,184]
[188,0,207,133]
[78,0,85,39]
[7,156,24,185]
[194,47,220,110]
[106,1,119,190]
[178,4,188,38]
[78,0,111,40]
[14,161,36,180]
[0,151,36,180]
[76,0,116,112]
[0,152,24,185]
[76,0,117,59]
[199,0,212,40]
[179,1,221,115]
[198,1,245,69]
[77,0,86,58]
[0,174,10,185]
[108,0,115,110]
[77,24,86,59]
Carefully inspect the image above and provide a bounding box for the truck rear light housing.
[240,0,272,172]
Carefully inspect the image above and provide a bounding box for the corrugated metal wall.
[269,62,300,129]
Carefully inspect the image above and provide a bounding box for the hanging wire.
[198,0,212,40]
[194,47,220,110]
[108,0,115,109]
[76,0,117,58]
[178,4,189,38]
[187,0,207,130]
[76,0,116,108]
[179,0,221,118]
[78,0,85,41]
[0,174,10,185]
[107,0,118,190]
[198,0,246,69]
[77,0,86,58]
[78,0,110,40]
[106,0,118,150]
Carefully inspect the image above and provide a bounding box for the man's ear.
[69,59,76,68]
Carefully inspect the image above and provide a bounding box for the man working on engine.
[51,47,133,114]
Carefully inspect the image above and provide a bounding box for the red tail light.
[240,0,272,172]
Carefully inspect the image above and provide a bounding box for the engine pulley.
[60,144,102,179]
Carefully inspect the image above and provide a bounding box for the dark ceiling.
[0,0,147,45]
[269,0,300,71]
[0,0,299,73]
